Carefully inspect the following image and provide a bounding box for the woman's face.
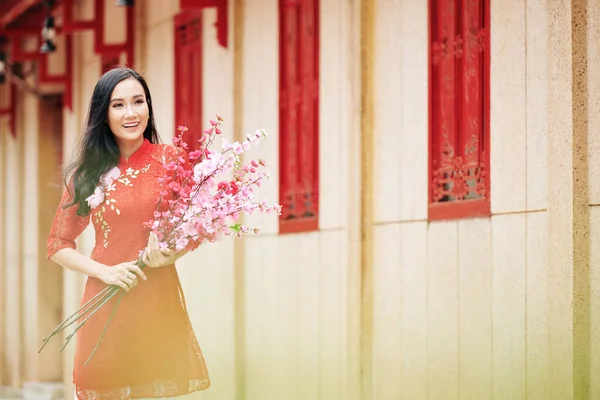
[107,77,149,145]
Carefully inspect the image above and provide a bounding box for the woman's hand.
[97,260,147,291]
[142,232,187,268]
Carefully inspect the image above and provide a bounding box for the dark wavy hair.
[63,67,161,216]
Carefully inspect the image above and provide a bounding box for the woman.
[47,67,210,400]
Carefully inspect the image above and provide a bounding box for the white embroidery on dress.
[88,164,152,248]
[85,167,120,209]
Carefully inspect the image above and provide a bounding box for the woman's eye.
[135,99,145,105]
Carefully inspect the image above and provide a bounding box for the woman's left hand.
[142,232,187,268]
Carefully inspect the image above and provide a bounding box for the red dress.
[47,139,210,400]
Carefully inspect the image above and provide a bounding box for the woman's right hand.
[97,260,148,291]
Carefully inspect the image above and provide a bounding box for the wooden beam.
[0,0,43,31]
[360,0,375,398]
[232,0,246,398]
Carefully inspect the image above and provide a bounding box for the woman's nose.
[125,105,135,117]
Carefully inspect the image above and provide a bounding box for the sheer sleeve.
[47,182,91,259]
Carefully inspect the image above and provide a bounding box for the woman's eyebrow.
[110,94,145,103]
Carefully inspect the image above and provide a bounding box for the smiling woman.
[46,67,210,400]
[107,79,150,159]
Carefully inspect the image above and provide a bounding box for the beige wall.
[370,1,600,400]
[2,91,24,389]
[2,0,600,399]
[588,0,600,398]
[197,0,360,399]
[21,79,40,383]
[0,76,8,386]
[371,0,553,399]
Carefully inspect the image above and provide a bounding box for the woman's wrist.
[87,260,108,280]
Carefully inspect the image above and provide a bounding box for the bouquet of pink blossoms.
[39,115,281,365]
[149,118,280,250]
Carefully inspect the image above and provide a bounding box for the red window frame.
[101,54,120,75]
[428,0,491,220]
[174,10,203,151]
[278,0,320,234]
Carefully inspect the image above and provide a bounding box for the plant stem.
[48,286,112,334]
[38,286,116,353]
[60,288,119,352]
[55,287,118,332]
[84,289,126,366]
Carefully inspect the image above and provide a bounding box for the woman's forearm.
[50,248,107,279]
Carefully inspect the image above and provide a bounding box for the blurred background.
[0,0,598,399]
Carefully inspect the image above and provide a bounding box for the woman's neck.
[118,137,145,161]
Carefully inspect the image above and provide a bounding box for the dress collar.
[118,138,152,166]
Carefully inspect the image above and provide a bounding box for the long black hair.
[63,67,161,216]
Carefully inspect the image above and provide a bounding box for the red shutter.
[279,0,319,234]
[174,10,203,151]
[428,0,490,220]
